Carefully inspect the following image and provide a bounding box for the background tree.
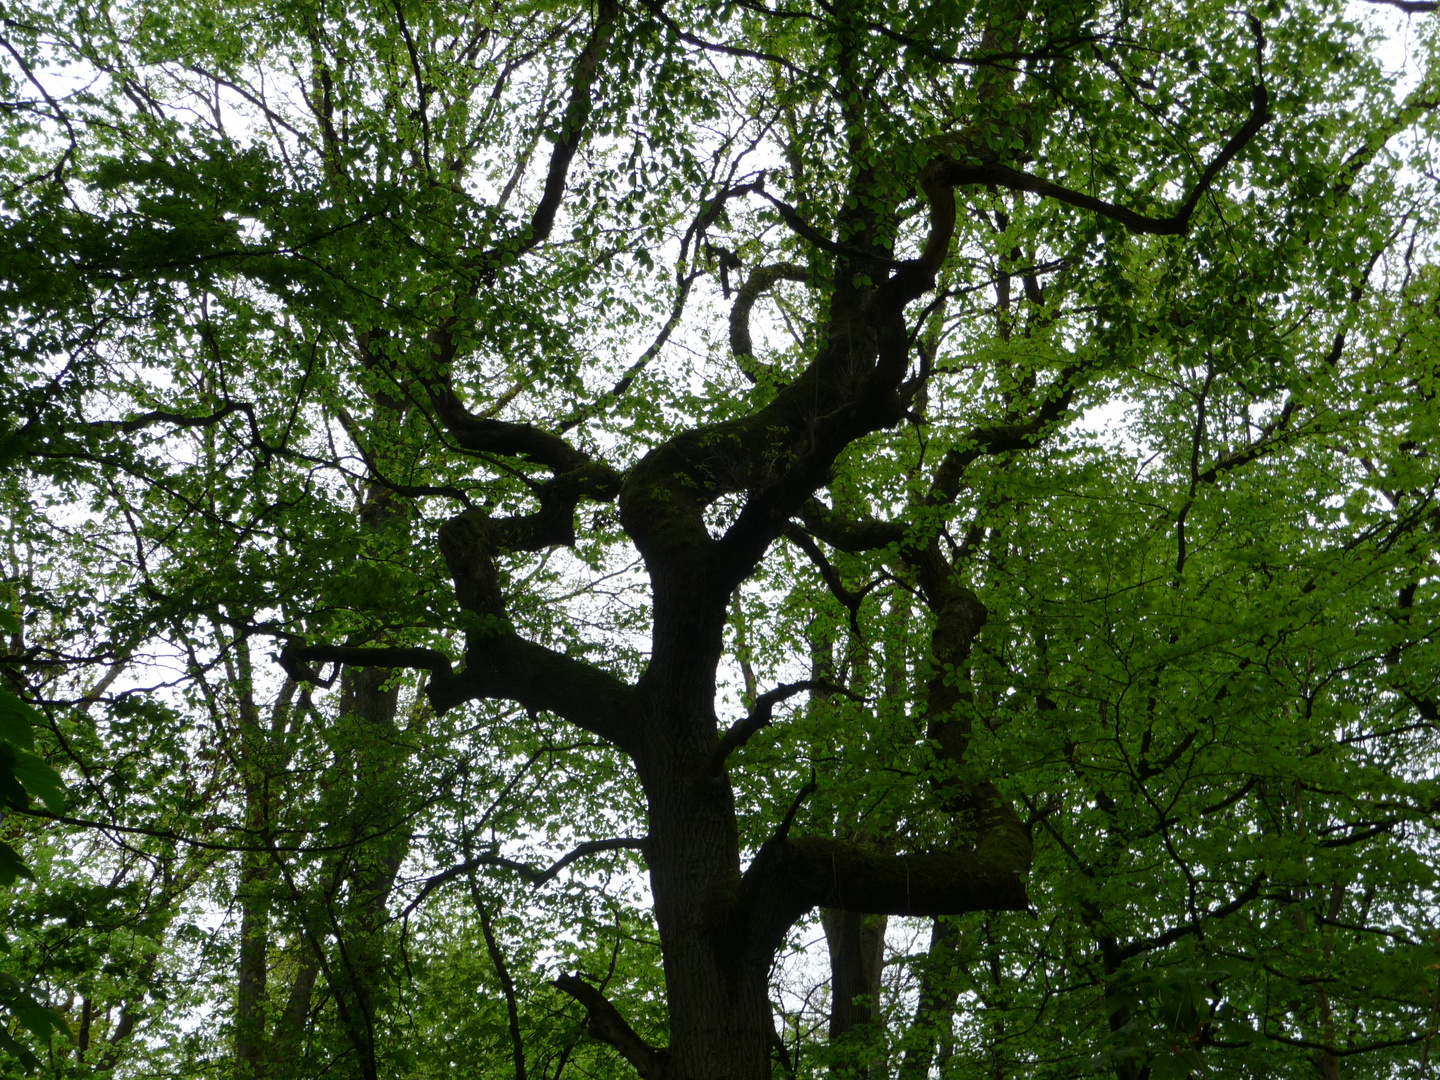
[1,0,1438,1078]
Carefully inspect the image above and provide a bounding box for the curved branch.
[927,377,1081,507]
[476,898,527,1080]
[553,974,669,1080]
[428,376,597,474]
[638,0,814,83]
[797,375,1081,559]
[782,525,889,634]
[730,261,808,377]
[754,189,906,267]
[619,144,961,608]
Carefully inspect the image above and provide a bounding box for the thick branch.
[798,500,906,553]
[620,135,961,614]
[428,377,595,474]
[433,492,635,743]
[437,632,637,744]
[797,377,1080,563]
[553,974,668,1080]
[279,644,454,689]
[737,830,1030,958]
[424,359,621,560]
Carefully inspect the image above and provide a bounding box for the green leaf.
[0,690,36,753]
[0,1025,39,1071]
[8,749,64,813]
[0,841,32,887]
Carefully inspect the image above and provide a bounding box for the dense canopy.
[1,0,1439,1078]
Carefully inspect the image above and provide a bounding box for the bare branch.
[710,681,860,775]
[929,84,1270,236]
[404,838,649,917]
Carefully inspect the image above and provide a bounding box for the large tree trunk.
[638,693,776,1080]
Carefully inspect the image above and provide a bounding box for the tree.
[2,0,1439,1078]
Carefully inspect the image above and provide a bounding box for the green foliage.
[0,595,69,1069]
[0,0,1438,1078]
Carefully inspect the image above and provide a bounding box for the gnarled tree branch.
[730,260,808,376]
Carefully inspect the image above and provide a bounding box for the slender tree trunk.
[330,664,406,1080]
[821,909,887,1078]
[235,680,275,1079]
[897,917,961,1080]
[266,957,319,1079]
[235,847,271,1080]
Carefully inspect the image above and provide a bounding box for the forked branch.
[405,837,649,916]
[928,84,1271,236]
